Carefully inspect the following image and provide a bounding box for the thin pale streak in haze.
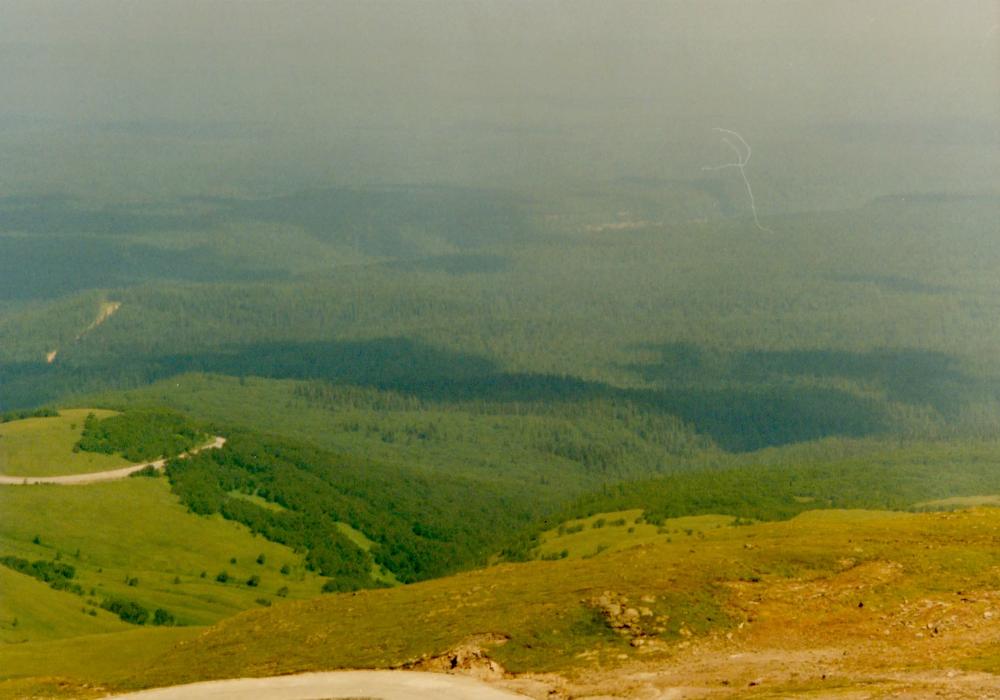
[702,128,773,234]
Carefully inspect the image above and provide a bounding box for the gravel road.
[0,436,226,485]
[107,671,529,699]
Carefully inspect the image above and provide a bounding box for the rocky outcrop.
[586,591,667,648]
[402,633,509,680]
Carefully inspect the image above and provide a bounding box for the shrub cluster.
[99,597,175,626]
[0,407,58,423]
[0,555,84,595]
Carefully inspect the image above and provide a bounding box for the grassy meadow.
[0,567,128,643]
[0,627,200,700]
[0,409,127,477]
[0,475,325,634]
[534,509,737,560]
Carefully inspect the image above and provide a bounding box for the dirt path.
[0,436,225,485]
[107,671,529,699]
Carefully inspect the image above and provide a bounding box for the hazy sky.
[2,0,996,130]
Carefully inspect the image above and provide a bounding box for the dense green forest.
[3,191,999,445]
[2,174,999,590]
[76,409,206,462]
[45,399,1000,587]
[166,430,538,586]
[501,439,1000,558]
[0,407,58,423]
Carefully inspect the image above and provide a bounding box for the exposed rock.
[402,633,509,681]
[585,591,663,647]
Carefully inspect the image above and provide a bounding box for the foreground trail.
[108,670,529,699]
[0,437,225,485]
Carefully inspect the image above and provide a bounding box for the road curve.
[107,670,529,699]
[0,436,226,485]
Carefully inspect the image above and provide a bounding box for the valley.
[1,4,997,697]
[2,188,999,698]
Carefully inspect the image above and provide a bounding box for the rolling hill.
[6,507,1000,698]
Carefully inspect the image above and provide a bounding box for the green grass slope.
[0,627,199,700]
[10,506,1000,698]
[134,506,1000,684]
[0,409,128,477]
[534,509,738,560]
[0,477,323,632]
[0,567,128,643]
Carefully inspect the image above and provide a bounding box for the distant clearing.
[914,494,1000,510]
[76,300,121,341]
[536,509,737,560]
[226,490,286,512]
[43,300,121,363]
[0,409,128,477]
[334,521,373,549]
[334,521,400,585]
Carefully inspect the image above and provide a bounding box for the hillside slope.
[0,477,324,632]
[7,507,1000,698]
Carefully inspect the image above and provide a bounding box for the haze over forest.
[2,3,1000,698]
[1,0,997,197]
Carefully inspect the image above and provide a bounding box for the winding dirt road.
[107,671,529,699]
[0,436,226,485]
